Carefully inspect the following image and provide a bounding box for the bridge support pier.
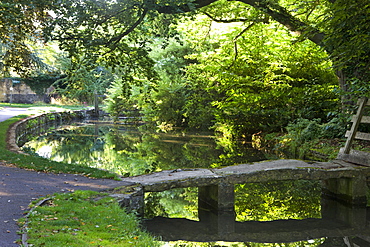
[322,176,368,205]
[321,197,367,228]
[198,183,235,235]
[198,183,235,212]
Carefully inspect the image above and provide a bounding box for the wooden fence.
[338,97,370,166]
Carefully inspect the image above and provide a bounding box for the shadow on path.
[0,164,128,246]
[0,108,127,246]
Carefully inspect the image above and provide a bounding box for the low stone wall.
[0,78,55,104]
[7,110,88,154]
[5,110,146,214]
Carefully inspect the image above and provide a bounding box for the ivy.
[24,74,64,95]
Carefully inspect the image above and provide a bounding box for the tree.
[2,0,369,92]
[0,0,54,75]
[179,14,337,137]
[53,55,114,103]
[172,0,369,97]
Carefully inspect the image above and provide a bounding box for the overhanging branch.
[202,12,253,23]
[106,7,148,47]
[235,0,326,47]
[229,22,256,68]
[188,0,326,48]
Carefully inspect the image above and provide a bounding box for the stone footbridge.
[114,159,370,244]
[119,159,370,209]
[116,159,370,246]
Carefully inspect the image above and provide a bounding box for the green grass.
[0,104,118,178]
[19,190,160,247]
[1,105,159,246]
[0,115,118,179]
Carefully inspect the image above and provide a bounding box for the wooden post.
[94,90,99,117]
[343,97,368,154]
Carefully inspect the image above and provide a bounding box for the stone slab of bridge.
[118,159,370,215]
[116,159,370,244]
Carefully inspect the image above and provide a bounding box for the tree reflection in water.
[144,181,326,246]
[23,122,358,246]
[22,122,266,176]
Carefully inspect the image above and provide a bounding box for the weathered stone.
[119,159,370,206]
[322,175,368,205]
[0,78,54,104]
[198,183,235,212]
[337,148,370,167]
[123,168,221,192]
[109,185,144,215]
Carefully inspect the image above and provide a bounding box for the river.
[22,120,370,246]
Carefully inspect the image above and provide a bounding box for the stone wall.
[0,78,54,104]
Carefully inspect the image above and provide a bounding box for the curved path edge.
[0,109,133,246]
[3,109,370,246]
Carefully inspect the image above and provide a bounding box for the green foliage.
[105,77,133,118]
[0,0,54,76]
[181,17,338,138]
[274,117,347,159]
[0,114,117,179]
[145,187,198,220]
[120,38,193,128]
[22,190,159,246]
[4,0,363,144]
[235,180,321,221]
[54,55,114,103]
[323,0,370,79]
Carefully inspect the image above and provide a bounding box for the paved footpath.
[0,108,127,246]
[0,107,31,122]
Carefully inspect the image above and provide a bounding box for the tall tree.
[172,0,369,96]
[0,0,53,75]
[2,0,368,98]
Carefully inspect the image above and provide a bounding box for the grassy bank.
[0,105,159,246]
[0,115,118,179]
[18,191,160,246]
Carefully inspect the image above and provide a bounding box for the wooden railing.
[338,97,370,165]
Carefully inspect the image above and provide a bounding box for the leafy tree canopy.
[0,0,54,75]
[1,0,369,139]
[2,0,369,85]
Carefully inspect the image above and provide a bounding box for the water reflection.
[22,121,266,176]
[144,181,370,246]
[22,121,370,246]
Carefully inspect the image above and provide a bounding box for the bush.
[275,117,347,159]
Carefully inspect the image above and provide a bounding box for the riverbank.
[0,162,132,246]
[0,106,158,246]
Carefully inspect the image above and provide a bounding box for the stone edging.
[21,197,53,247]
[6,110,87,154]
[7,117,31,154]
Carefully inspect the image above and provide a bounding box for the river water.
[22,120,370,246]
